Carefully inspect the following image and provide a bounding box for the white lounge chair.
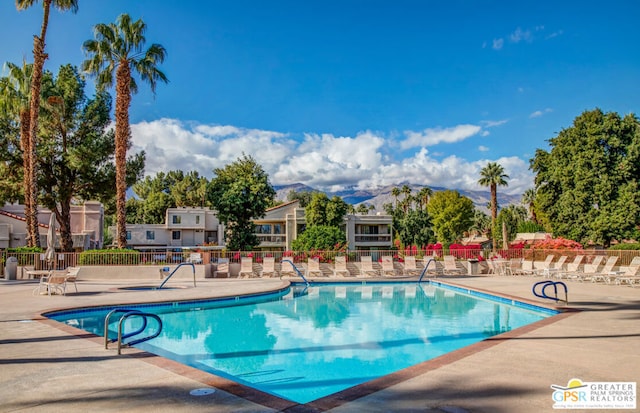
[535,254,555,276]
[567,255,605,282]
[380,256,397,276]
[238,257,254,278]
[591,256,619,283]
[260,257,277,277]
[544,255,567,278]
[443,255,463,275]
[332,256,351,277]
[359,256,379,277]
[186,252,203,264]
[402,256,421,276]
[612,257,640,286]
[306,257,324,277]
[559,255,584,278]
[214,258,229,278]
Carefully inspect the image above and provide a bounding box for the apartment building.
[122,201,393,251]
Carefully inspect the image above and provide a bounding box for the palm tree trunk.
[491,183,497,252]
[58,203,74,252]
[115,62,132,248]
[26,0,52,248]
[20,110,32,243]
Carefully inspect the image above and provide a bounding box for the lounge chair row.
[491,255,640,286]
[211,256,460,278]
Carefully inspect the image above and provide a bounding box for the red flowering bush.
[531,236,583,250]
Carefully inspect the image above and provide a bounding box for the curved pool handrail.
[159,262,196,289]
[282,259,310,286]
[417,258,437,283]
[103,309,163,354]
[532,280,568,304]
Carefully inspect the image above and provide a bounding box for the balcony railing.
[256,234,286,244]
[354,234,392,243]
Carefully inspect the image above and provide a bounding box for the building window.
[172,215,181,224]
[146,231,155,240]
[172,230,181,240]
[126,231,131,240]
[359,225,379,235]
[196,216,200,224]
[273,224,282,234]
[256,224,271,234]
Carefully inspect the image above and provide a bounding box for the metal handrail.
[282,259,310,286]
[417,258,437,283]
[532,280,569,304]
[158,262,196,289]
[104,309,163,354]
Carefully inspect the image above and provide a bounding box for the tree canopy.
[530,108,640,246]
[207,155,276,250]
[291,225,346,251]
[37,64,144,250]
[427,190,474,245]
[305,192,348,228]
[82,13,168,248]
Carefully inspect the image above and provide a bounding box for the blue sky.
[2,1,639,195]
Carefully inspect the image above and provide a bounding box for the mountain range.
[274,183,523,214]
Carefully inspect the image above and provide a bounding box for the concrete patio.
[0,272,638,412]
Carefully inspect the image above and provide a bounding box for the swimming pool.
[48,282,556,404]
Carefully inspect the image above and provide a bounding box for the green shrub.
[79,249,141,265]
[7,246,44,266]
[608,243,640,250]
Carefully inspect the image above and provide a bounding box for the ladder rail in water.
[281,259,310,286]
[159,262,196,289]
[417,258,437,283]
[104,309,163,354]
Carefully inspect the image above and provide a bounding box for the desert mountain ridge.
[274,183,522,214]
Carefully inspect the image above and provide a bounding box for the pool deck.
[1,274,639,412]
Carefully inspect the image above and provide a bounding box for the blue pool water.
[48,282,556,404]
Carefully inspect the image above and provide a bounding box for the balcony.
[256,234,286,247]
[354,233,392,245]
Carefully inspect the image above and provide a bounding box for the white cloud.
[480,119,508,128]
[478,145,489,152]
[129,118,533,195]
[529,108,553,118]
[492,38,504,50]
[545,30,563,39]
[509,27,532,43]
[401,124,482,149]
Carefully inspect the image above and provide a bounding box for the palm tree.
[478,162,509,251]
[82,13,168,248]
[417,186,433,210]
[401,184,412,213]
[15,0,79,247]
[0,61,33,234]
[391,187,400,209]
[521,188,538,224]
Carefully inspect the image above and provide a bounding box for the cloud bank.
[130,118,533,195]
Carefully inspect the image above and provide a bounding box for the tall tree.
[37,64,144,251]
[416,186,433,210]
[521,188,538,223]
[0,61,33,206]
[306,193,348,228]
[16,0,79,247]
[82,13,168,248]
[287,189,317,208]
[391,186,400,208]
[400,184,412,213]
[478,162,509,251]
[531,109,640,246]
[427,190,474,245]
[207,155,276,250]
